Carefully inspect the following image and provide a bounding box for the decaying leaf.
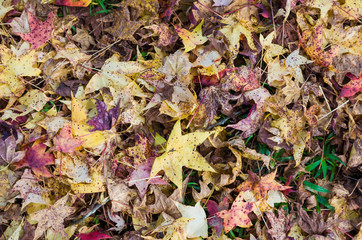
[31,194,75,240]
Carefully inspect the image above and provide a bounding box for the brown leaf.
[265,209,293,240]
[297,204,331,235]
[32,194,75,240]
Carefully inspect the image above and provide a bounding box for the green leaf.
[321,158,327,178]
[305,159,321,172]
[316,195,334,211]
[303,181,330,193]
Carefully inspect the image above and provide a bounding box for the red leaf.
[77,231,112,240]
[53,123,83,154]
[15,141,54,178]
[17,11,54,50]
[56,0,91,7]
[340,73,362,98]
[205,198,228,237]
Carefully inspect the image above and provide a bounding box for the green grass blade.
[303,181,330,193]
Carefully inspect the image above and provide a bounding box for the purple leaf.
[128,157,168,198]
[88,99,120,131]
[206,199,228,237]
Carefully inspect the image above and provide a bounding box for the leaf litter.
[0,0,361,239]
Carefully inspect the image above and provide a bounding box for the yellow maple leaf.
[0,44,41,98]
[71,96,106,149]
[150,120,216,190]
[220,15,256,57]
[175,19,208,52]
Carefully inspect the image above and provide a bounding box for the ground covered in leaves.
[0,0,361,239]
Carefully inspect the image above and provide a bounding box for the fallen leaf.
[237,171,291,201]
[0,0,13,21]
[298,25,340,67]
[31,194,75,240]
[175,19,208,52]
[16,11,54,50]
[265,209,292,240]
[128,157,168,198]
[12,169,46,209]
[0,135,25,165]
[206,198,229,237]
[78,231,112,240]
[15,140,55,178]
[150,120,216,190]
[53,123,83,154]
[216,194,255,233]
[173,201,208,238]
[340,73,362,98]
[0,44,41,97]
[56,0,91,7]
[158,49,192,83]
[87,99,120,131]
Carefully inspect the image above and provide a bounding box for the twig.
[318,100,349,122]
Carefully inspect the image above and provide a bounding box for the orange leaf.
[56,0,91,7]
[216,194,255,233]
[298,25,340,67]
[237,171,291,200]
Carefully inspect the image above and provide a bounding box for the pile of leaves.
[0,0,361,239]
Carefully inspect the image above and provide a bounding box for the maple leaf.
[228,87,271,138]
[53,123,83,154]
[173,201,208,238]
[199,86,242,122]
[158,49,192,82]
[306,0,334,20]
[216,194,255,233]
[77,231,112,240]
[128,157,168,198]
[265,209,293,240]
[150,120,216,190]
[0,135,25,165]
[56,0,91,7]
[298,25,340,67]
[104,10,143,44]
[16,11,54,50]
[0,44,41,97]
[0,0,12,21]
[206,198,229,237]
[340,73,362,98]
[121,0,159,20]
[175,19,208,52]
[12,169,46,209]
[88,99,120,131]
[237,171,291,200]
[31,194,75,240]
[15,141,55,178]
